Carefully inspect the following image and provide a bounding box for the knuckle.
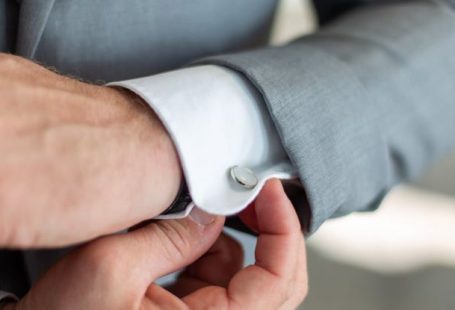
[292,278,309,306]
[300,281,309,302]
[154,221,192,262]
[274,278,293,304]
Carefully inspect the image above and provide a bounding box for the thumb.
[113,207,225,283]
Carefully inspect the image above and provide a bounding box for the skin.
[0,53,182,247]
[4,180,308,310]
[0,54,308,308]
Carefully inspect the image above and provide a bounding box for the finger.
[142,283,188,310]
[185,233,244,286]
[184,179,306,309]
[82,207,225,290]
[231,179,303,308]
[281,236,309,309]
[238,203,259,233]
[169,232,244,297]
[247,179,302,277]
[295,238,309,303]
[227,179,302,308]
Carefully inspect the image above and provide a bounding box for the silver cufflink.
[230,166,258,189]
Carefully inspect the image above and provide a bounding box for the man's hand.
[0,53,182,247]
[5,180,307,310]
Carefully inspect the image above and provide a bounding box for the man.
[1,0,455,306]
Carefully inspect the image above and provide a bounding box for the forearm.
[0,55,181,247]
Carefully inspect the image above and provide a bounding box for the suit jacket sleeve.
[196,0,455,233]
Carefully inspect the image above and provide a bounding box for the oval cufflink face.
[230,166,258,189]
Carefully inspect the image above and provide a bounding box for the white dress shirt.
[110,65,296,217]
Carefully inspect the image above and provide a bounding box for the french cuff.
[109,65,296,217]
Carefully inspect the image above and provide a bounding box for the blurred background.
[230,0,455,309]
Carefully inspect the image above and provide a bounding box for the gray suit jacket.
[1,0,455,297]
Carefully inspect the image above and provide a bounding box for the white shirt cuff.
[109,65,296,216]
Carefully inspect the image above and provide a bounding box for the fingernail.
[189,207,216,226]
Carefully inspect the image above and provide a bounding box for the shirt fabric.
[110,65,296,217]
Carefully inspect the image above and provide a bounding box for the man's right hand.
[5,180,307,310]
[0,53,182,248]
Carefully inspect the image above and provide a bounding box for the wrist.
[146,109,183,210]
[107,87,183,214]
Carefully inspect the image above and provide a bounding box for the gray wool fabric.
[1,0,455,296]
[198,1,455,232]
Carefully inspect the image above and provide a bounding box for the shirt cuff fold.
[109,65,296,216]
